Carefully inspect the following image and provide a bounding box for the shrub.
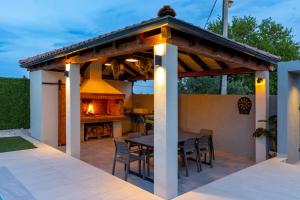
[0,77,30,130]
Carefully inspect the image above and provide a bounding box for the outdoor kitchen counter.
[81,115,127,123]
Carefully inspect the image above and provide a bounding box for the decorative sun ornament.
[111,60,125,80]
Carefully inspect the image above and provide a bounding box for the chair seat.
[116,154,143,163]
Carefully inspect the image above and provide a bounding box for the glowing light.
[154,44,166,56]
[104,63,111,66]
[125,58,138,63]
[65,63,71,71]
[86,103,94,114]
[156,66,165,84]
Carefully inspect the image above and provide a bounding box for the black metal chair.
[197,134,213,168]
[179,138,200,176]
[112,139,145,181]
[200,129,215,160]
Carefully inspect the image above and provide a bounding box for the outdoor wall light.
[154,55,162,67]
[256,77,264,84]
[64,70,69,77]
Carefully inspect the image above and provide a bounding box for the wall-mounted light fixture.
[104,63,112,66]
[256,77,264,84]
[64,70,69,77]
[154,55,162,67]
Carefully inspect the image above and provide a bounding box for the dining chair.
[127,132,142,152]
[179,138,200,177]
[197,134,213,168]
[200,129,215,160]
[112,139,145,181]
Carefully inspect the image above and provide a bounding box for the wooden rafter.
[121,62,138,76]
[171,36,269,71]
[178,57,193,72]
[189,54,210,71]
[80,62,91,75]
[215,60,229,69]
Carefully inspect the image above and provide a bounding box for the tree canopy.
[179,16,300,95]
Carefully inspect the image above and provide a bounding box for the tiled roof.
[19,16,280,67]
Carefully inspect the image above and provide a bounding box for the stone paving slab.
[0,135,160,200]
[175,158,300,200]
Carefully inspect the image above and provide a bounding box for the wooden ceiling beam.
[127,67,255,81]
[215,60,229,69]
[121,62,138,76]
[178,57,193,72]
[80,62,91,76]
[189,54,210,71]
[67,34,164,64]
[123,62,144,77]
[170,36,269,71]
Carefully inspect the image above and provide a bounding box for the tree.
[179,16,300,94]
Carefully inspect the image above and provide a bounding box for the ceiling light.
[126,58,138,63]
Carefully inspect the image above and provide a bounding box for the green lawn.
[0,136,36,153]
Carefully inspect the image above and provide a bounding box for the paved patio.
[59,138,254,195]
[175,157,300,200]
[0,136,160,200]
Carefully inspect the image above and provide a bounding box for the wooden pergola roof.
[19,15,280,81]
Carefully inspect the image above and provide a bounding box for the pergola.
[20,15,280,199]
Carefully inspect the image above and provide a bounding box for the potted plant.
[253,115,277,157]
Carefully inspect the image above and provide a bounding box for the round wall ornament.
[237,97,252,115]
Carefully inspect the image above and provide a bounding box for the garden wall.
[0,78,30,130]
[133,94,277,159]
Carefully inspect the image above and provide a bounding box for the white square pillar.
[255,71,269,163]
[154,43,178,199]
[66,63,81,158]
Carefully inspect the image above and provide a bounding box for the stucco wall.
[277,61,300,163]
[133,94,277,159]
[30,70,65,147]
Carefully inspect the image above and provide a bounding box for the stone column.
[65,63,81,158]
[255,71,269,163]
[153,43,178,199]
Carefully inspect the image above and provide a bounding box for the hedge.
[0,77,30,130]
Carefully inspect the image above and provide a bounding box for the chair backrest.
[183,138,196,152]
[197,135,210,149]
[127,132,141,139]
[114,140,130,155]
[146,130,154,135]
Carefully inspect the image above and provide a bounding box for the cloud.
[0,0,299,78]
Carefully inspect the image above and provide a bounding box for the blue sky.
[0,0,299,80]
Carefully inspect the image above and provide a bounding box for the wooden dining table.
[125,131,205,182]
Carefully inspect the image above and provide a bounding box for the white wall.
[30,71,42,140]
[30,70,65,147]
[133,94,277,159]
[278,61,300,163]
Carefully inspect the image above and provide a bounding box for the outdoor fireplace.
[80,93,126,123]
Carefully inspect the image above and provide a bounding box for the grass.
[0,136,36,153]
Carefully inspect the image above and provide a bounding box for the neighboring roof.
[19,16,280,68]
